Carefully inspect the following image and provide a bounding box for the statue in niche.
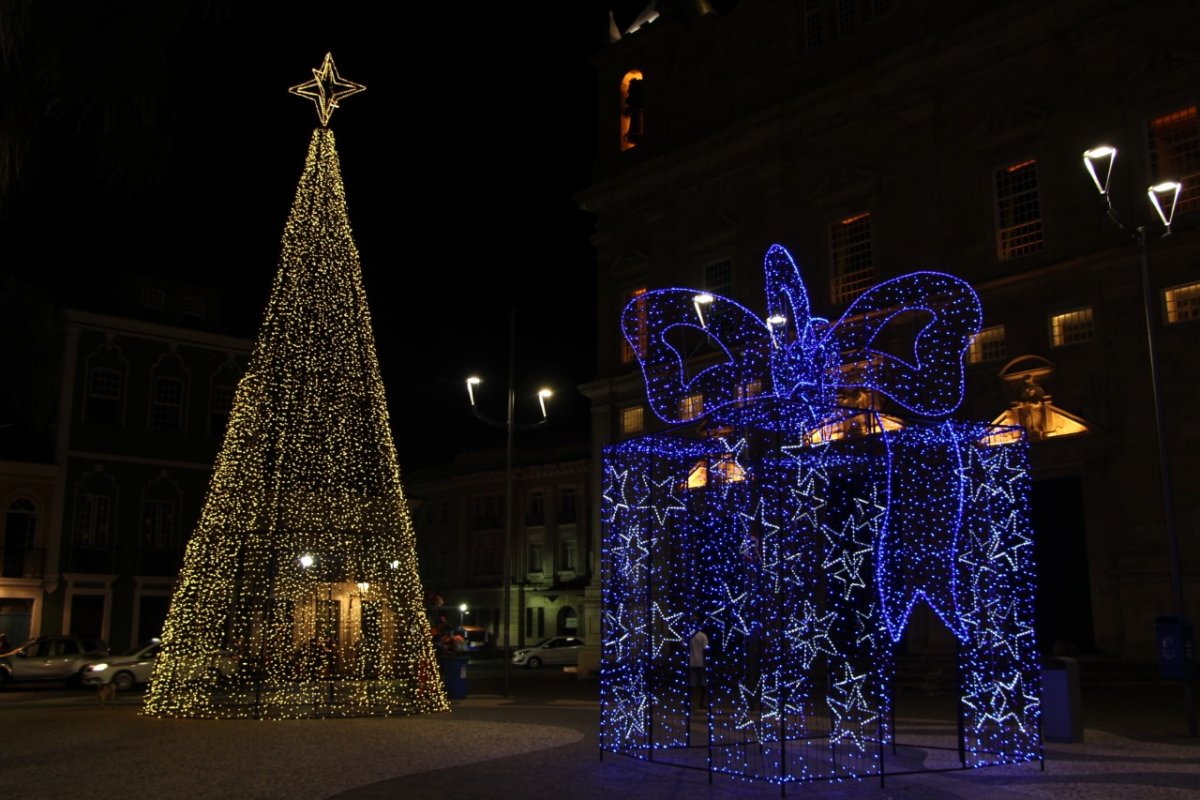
[1015,373,1050,440]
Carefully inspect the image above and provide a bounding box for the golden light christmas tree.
[143,54,448,719]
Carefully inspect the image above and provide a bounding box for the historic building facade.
[406,442,593,657]
[579,0,1199,663]
[0,280,252,651]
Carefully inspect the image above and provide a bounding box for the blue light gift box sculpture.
[599,245,1041,786]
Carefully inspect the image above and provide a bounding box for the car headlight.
[88,663,109,672]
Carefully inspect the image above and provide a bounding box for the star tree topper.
[288,52,366,126]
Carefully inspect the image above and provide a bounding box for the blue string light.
[601,245,1041,785]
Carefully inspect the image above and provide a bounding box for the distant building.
[0,460,56,644]
[0,277,252,651]
[579,0,1200,661]
[406,440,593,658]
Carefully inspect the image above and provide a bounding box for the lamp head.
[1148,181,1182,229]
[692,293,715,329]
[1083,145,1117,195]
[466,376,481,405]
[766,314,787,349]
[537,387,552,417]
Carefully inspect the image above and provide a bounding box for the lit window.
[620,70,645,151]
[967,325,1007,364]
[704,259,732,297]
[685,460,708,489]
[830,212,873,304]
[712,455,746,483]
[1148,106,1200,214]
[995,160,1044,261]
[621,406,644,435]
[1050,308,1095,346]
[1164,281,1200,324]
[151,377,184,431]
[620,287,648,364]
[679,392,704,421]
[736,380,763,403]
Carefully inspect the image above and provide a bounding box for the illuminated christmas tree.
[143,54,448,719]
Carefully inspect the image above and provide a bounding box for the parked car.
[511,636,585,668]
[82,639,161,691]
[0,635,110,688]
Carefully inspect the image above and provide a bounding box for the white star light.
[827,662,879,750]
[650,601,684,658]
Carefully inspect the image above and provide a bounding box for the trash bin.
[440,656,469,700]
[1040,655,1082,742]
[1155,615,1195,681]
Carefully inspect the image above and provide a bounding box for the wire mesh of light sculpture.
[142,124,448,719]
[600,245,1041,785]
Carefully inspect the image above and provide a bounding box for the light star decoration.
[289,52,366,126]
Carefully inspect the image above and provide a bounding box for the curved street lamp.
[1082,144,1192,736]
[466,308,551,697]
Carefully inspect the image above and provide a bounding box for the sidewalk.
[1,670,1196,799]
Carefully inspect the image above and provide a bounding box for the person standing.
[688,616,709,711]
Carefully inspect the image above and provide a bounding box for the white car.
[511,636,585,668]
[0,635,110,688]
[82,640,161,691]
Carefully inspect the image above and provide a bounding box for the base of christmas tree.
[145,676,450,720]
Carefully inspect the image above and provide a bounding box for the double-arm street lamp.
[466,307,551,697]
[1082,144,1193,735]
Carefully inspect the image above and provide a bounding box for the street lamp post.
[466,307,551,697]
[1082,145,1193,735]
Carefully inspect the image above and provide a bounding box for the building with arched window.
[0,461,56,645]
[406,440,592,657]
[0,278,252,651]
[579,0,1200,674]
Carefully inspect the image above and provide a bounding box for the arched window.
[209,358,243,438]
[141,473,182,553]
[74,467,118,551]
[620,70,645,151]
[150,349,189,433]
[84,341,129,426]
[3,498,37,578]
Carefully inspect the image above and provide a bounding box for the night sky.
[1,2,656,470]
